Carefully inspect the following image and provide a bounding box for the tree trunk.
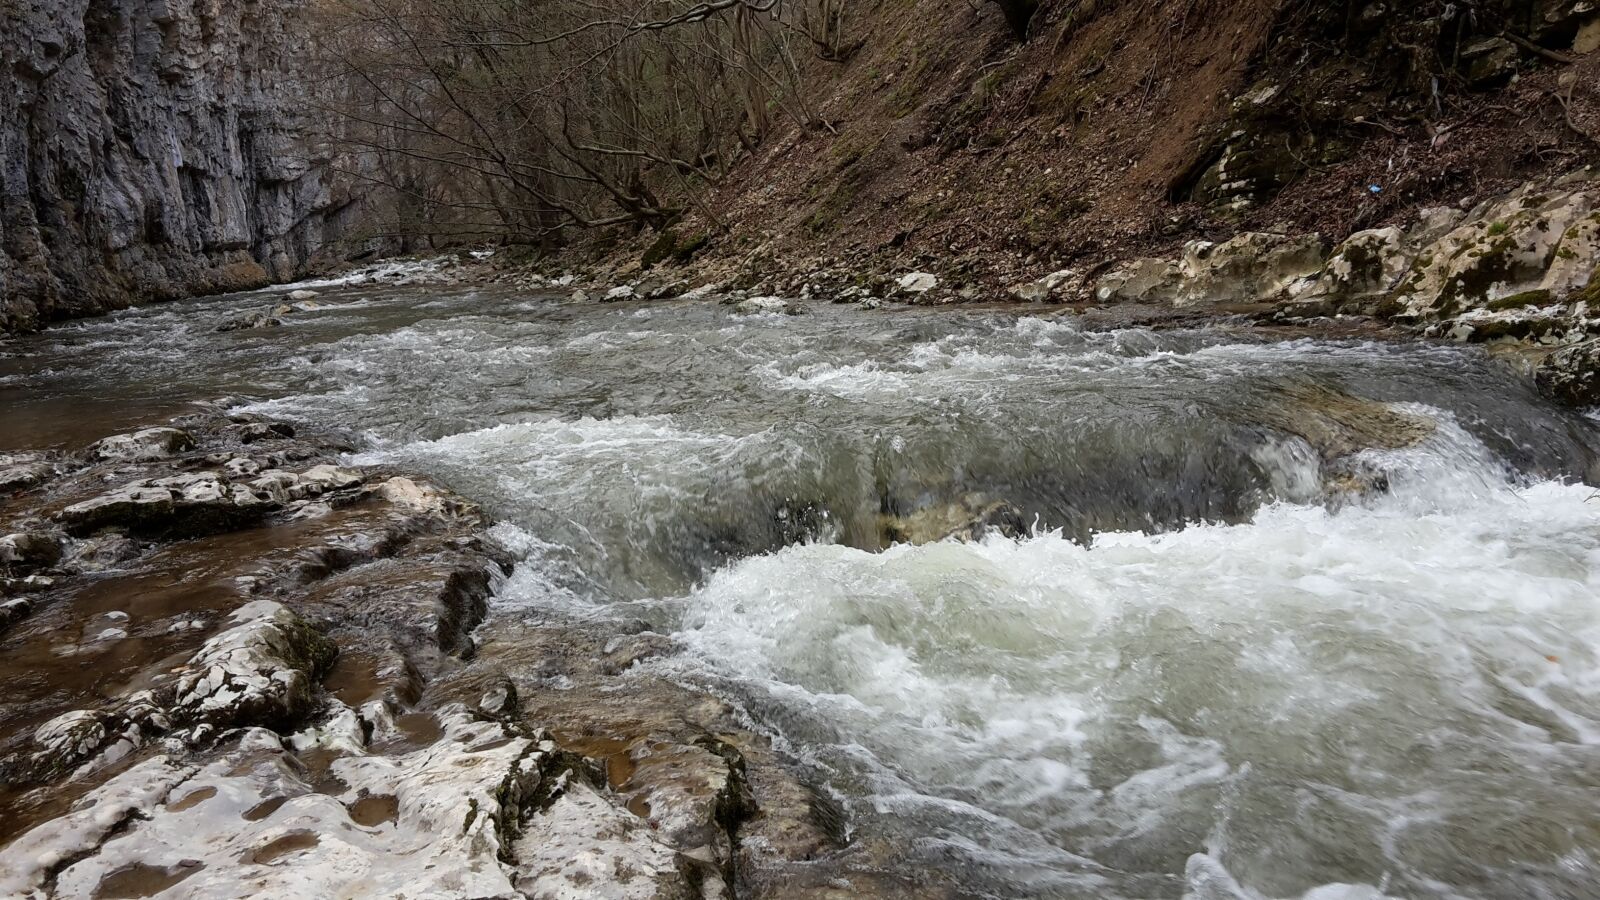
[991,0,1038,41]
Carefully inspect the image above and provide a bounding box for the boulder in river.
[214,308,285,332]
[880,494,1029,545]
[1535,339,1600,407]
[55,462,366,537]
[0,531,63,573]
[733,296,800,315]
[1254,383,1436,460]
[167,600,338,732]
[86,427,195,462]
[58,476,264,536]
[0,456,59,494]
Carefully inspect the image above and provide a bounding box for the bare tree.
[309,0,856,250]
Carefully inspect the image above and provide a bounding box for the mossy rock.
[673,232,710,264]
[1536,340,1600,407]
[641,229,678,270]
[1487,289,1553,311]
[1574,265,1600,305]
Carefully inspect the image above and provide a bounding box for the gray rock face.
[1536,340,1600,407]
[1096,233,1326,306]
[0,0,356,332]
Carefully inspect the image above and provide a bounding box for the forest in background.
[316,0,1600,277]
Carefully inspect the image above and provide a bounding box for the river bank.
[492,168,1600,411]
[0,407,904,898]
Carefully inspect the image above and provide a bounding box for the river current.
[4,275,1600,899]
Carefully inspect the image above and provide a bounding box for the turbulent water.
[5,276,1600,899]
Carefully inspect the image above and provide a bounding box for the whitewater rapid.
[5,279,1599,898]
[654,444,1600,899]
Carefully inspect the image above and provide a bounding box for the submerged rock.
[1256,383,1436,460]
[879,494,1028,546]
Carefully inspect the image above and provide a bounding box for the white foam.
[656,438,1600,895]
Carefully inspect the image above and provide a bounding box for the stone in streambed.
[57,463,366,537]
[1256,384,1435,460]
[0,597,33,629]
[228,420,296,443]
[0,531,63,573]
[0,455,60,494]
[86,427,195,462]
[214,308,284,332]
[733,296,801,315]
[167,599,337,732]
[1536,339,1600,407]
[58,484,181,535]
[57,477,263,537]
[0,756,195,898]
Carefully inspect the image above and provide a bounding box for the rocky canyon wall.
[0,0,354,332]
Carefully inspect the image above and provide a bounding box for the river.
[4,276,1600,899]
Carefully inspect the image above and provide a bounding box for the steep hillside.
[0,0,355,331]
[599,0,1600,293]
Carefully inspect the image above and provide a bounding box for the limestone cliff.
[0,0,352,331]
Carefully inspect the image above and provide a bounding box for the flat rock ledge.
[0,411,926,899]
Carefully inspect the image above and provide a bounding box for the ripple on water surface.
[6,285,1600,898]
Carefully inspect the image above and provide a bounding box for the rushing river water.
[5,276,1600,899]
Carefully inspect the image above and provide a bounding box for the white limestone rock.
[897,271,939,294]
[168,600,337,731]
[86,427,195,462]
